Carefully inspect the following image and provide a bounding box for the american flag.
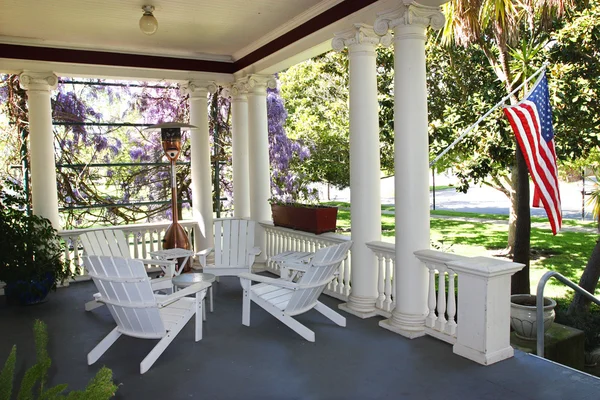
[503,72,562,235]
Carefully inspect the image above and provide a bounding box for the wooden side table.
[270,251,313,281]
[149,248,195,276]
[171,273,216,320]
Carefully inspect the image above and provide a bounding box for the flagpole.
[429,62,549,167]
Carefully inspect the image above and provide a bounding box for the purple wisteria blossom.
[267,83,314,201]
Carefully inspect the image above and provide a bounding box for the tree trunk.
[568,238,600,314]
[511,147,531,294]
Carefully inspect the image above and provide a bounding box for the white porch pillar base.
[20,71,60,228]
[379,314,427,339]
[185,82,217,251]
[332,24,391,318]
[339,296,379,319]
[224,81,251,218]
[375,3,445,337]
[247,75,276,262]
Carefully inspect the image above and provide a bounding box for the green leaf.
[0,345,16,400]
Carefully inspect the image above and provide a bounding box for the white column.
[228,80,251,218]
[375,3,445,338]
[185,82,217,251]
[247,75,276,262]
[19,72,60,229]
[332,25,392,318]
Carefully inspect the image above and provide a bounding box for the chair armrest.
[156,282,211,308]
[238,273,298,290]
[249,247,261,256]
[279,261,310,273]
[195,247,214,268]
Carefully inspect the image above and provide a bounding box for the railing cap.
[447,256,524,278]
[414,249,468,265]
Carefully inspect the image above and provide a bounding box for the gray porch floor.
[1,275,599,400]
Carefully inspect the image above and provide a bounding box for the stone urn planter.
[510,294,557,340]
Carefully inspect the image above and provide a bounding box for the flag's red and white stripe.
[504,102,562,234]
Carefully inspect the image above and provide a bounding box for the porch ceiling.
[0,0,394,81]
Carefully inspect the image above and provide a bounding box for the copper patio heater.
[147,122,197,273]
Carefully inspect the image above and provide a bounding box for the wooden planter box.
[271,204,338,235]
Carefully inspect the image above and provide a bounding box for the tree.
[552,2,600,312]
[279,48,396,190]
[441,0,570,294]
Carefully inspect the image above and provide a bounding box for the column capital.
[183,81,218,98]
[19,72,58,92]
[246,75,277,96]
[222,79,250,102]
[332,23,392,52]
[374,2,445,37]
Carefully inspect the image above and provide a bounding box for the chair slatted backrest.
[80,230,131,258]
[285,241,353,315]
[84,255,166,338]
[214,219,256,267]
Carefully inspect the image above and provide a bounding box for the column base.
[339,303,378,319]
[453,343,514,366]
[379,312,426,339]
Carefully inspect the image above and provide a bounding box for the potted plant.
[510,294,557,340]
[270,199,338,235]
[0,181,72,305]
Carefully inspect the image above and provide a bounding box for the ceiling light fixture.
[139,5,158,35]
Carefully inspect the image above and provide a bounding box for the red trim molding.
[0,0,379,74]
[0,43,236,74]
[234,0,379,70]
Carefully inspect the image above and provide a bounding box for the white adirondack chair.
[239,241,352,342]
[84,255,211,374]
[196,218,261,277]
[80,230,177,311]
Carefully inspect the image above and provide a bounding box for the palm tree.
[569,174,600,313]
[441,0,569,294]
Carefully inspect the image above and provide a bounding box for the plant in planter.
[510,294,557,340]
[269,199,338,235]
[0,181,73,305]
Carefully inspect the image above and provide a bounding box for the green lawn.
[333,207,598,298]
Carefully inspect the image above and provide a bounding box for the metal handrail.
[536,271,600,357]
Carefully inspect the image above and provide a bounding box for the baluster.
[376,253,385,309]
[149,230,155,253]
[445,271,457,336]
[343,253,351,297]
[75,236,85,277]
[426,266,437,328]
[263,229,272,269]
[384,256,393,312]
[390,257,396,311]
[435,267,448,332]
[128,231,137,258]
[141,230,148,259]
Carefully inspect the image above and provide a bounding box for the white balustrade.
[415,250,467,344]
[260,222,351,300]
[366,241,395,318]
[58,220,198,280]
[415,249,524,365]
